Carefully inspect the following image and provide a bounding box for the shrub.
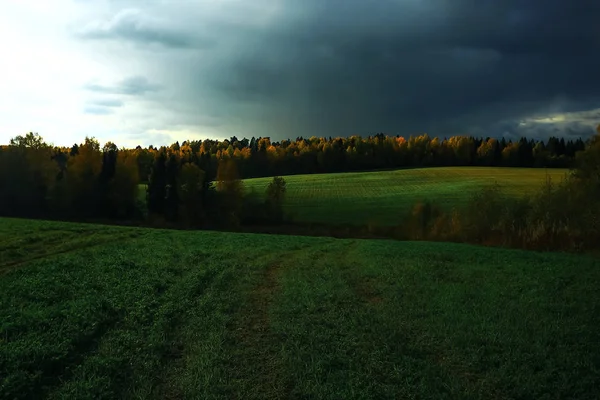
[265,176,287,223]
[403,200,441,240]
[460,182,505,243]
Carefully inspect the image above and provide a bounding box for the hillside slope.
[243,166,569,225]
[1,218,598,399]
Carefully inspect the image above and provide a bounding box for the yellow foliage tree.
[107,150,140,218]
[216,158,244,226]
[65,137,103,213]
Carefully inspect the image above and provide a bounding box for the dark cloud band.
[76,0,600,141]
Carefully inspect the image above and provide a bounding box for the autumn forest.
[1,130,599,252]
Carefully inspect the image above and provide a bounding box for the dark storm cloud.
[563,123,597,137]
[84,76,161,95]
[198,0,600,139]
[72,0,600,141]
[76,8,212,48]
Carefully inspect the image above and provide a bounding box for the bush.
[398,170,598,252]
[496,197,531,247]
[460,182,505,243]
[265,176,287,223]
[240,191,268,225]
[402,200,442,240]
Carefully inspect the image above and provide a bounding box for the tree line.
[1,130,598,252]
[0,133,287,228]
[132,133,585,183]
[0,135,140,221]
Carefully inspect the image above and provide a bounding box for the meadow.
[243,167,569,225]
[1,217,599,399]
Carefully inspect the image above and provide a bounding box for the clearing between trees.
[242,166,568,225]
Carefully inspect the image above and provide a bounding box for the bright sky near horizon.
[1,0,599,148]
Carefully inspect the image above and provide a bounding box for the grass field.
[243,167,569,225]
[1,217,599,399]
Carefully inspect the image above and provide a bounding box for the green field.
[1,217,599,399]
[244,167,569,225]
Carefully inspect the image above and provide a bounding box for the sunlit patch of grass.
[243,166,569,225]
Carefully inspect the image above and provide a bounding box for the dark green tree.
[147,149,168,216]
[265,176,287,222]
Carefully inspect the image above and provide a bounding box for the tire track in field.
[27,316,120,399]
[153,256,222,400]
[230,244,323,399]
[232,258,290,399]
[0,233,145,274]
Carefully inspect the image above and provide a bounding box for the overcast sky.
[1,0,600,147]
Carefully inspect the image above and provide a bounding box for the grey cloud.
[516,121,596,140]
[83,106,114,115]
[76,0,600,141]
[83,98,123,116]
[119,76,161,95]
[467,105,600,141]
[76,8,212,48]
[87,98,124,108]
[190,0,600,140]
[124,131,174,147]
[84,76,161,95]
[563,123,597,137]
